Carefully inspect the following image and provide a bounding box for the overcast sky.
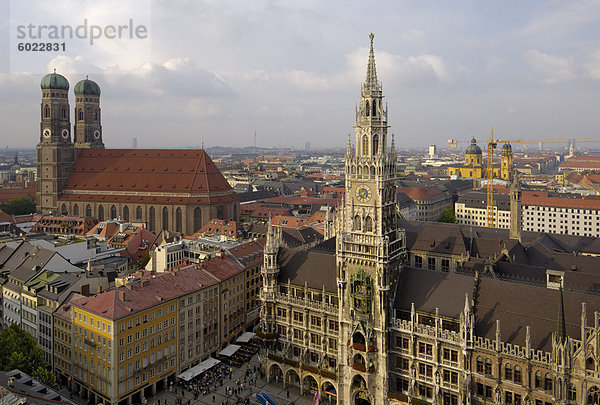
[1,0,600,150]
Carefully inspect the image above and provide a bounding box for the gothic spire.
[364,33,380,93]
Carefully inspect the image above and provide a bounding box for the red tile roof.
[522,190,600,210]
[194,219,244,238]
[0,181,36,202]
[397,186,445,201]
[61,149,236,205]
[72,263,231,320]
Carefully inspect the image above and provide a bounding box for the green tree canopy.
[0,323,55,388]
[437,205,457,223]
[0,196,36,215]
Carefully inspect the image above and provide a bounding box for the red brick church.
[36,72,239,235]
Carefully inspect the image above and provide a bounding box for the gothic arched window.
[44,105,50,118]
[78,109,83,121]
[148,207,155,231]
[123,206,129,222]
[373,135,379,155]
[73,204,79,216]
[61,204,67,215]
[62,107,67,119]
[372,100,376,117]
[110,205,117,219]
[217,205,224,220]
[162,207,169,231]
[194,207,202,232]
[362,136,369,156]
[85,204,91,217]
[98,205,104,221]
[94,110,98,120]
[353,215,361,231]
[136,206,142,220]
[364,216,373,232]
[176,207,182,233]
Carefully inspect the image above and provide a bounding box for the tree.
[437,205,456,223]
[0,196,36,215]
[0,324,55,388]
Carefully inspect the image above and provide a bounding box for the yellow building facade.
[447,138,511,180]
[72,283,179,405]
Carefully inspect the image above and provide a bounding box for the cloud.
[584,50,600,80]
[47,55,235,98]
[522,49,576,83]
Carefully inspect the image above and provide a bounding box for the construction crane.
[448,133,600,228]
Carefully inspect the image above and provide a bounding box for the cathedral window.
[136,206,142,220]
[73,204,79,216]
[110,205,117,220]
[353,215,361,231]
[78,109,83,121]
[373,135,379,154]
[148,207,155,231]
[364,216,373,232]
[44,105,50,118]
[98,206,105,221]
[217,205,224,220]
[365,101,370,116]
[62,107,66,119]
[86,204,92,217]
[194,207,202,231]
[372,100,376,117]
[176,208,182,233]
[123,206,129,222]
[162,207,169,230]
[61,204,67,215]
[362,136,369,156]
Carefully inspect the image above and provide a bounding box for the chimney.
[120,223,126,232]
[80,284,90,296]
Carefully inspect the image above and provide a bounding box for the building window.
[86,204,92,217]
[110,205,117,220]
[136,206,143,220]
[194,207,202,232]
[98,205,105,221]
[148,207,155,231]
[176,208,182,233]
[123,206,129,222]
[428,257,436,270]
[162,207,169,230]
[414,256,423,268]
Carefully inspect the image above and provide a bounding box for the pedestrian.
[213,395,216,403]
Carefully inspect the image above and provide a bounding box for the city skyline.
[1,1,600,149]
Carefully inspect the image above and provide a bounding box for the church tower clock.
[37,71,75,215]
[336,34,406,405]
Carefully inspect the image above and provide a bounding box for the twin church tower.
[37,72,104,214]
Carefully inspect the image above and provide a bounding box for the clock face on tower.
[61,129,69,138]
[43,129,51,138]
[93,130,100,139]
[356,185,371,202]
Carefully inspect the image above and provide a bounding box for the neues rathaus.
[259,34,600,405]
